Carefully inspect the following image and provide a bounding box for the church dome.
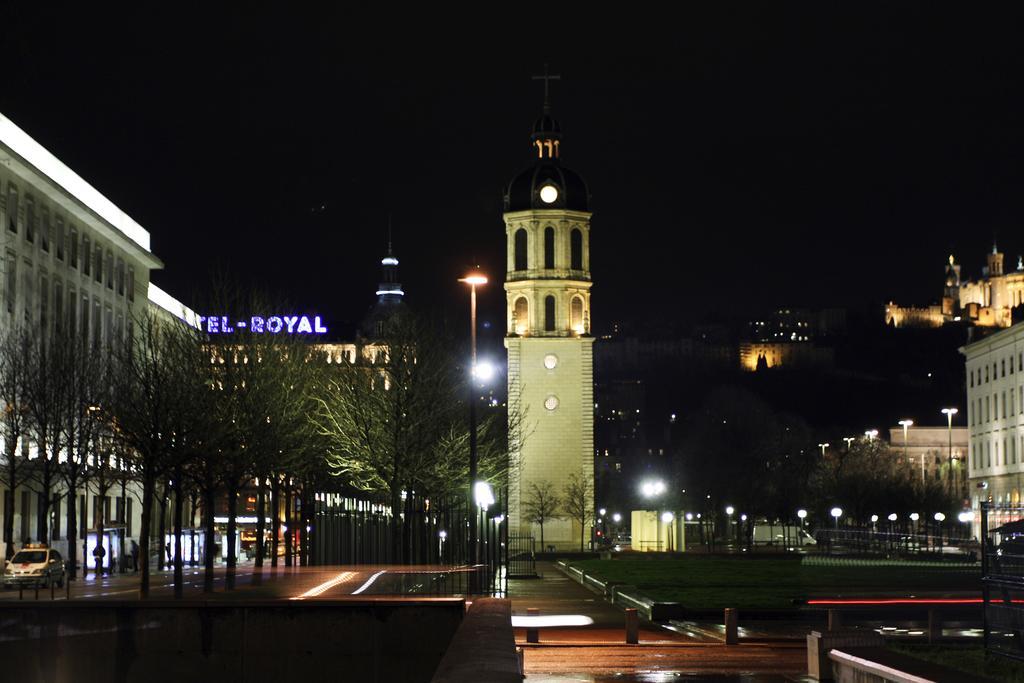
[504,161,590,212]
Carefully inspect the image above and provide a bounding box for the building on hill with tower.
[886,244,1024,329]
[505,73,596,550]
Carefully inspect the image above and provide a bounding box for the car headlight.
[30,568,42,575]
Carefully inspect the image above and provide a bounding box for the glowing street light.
[472,360,495,382]
[941,407,959,497]
[797,509,807,527]
[599,508,607,517]
[641,480,667,498]
[818,442,829,456]
[864,429,878,441]
[830,507,843,529]
[888,513,898,522]
[843,436,855,450]
[661,511,675,523]
[725,505,735,516]
[459,269,487,563]
[933,512,946,522]
[474,481,495,510]
[612,513,622,523]
[909,512,920,522]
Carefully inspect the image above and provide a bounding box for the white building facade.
[0,111,166,567]
[963,322,1024,538]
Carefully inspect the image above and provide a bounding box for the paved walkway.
[509,561,811,681]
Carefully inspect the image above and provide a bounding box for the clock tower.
[505,75,594,550]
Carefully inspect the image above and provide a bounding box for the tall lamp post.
[459,270,487,564]
[818,442,829,457]
[941,407,958,498]
[898,419,917,482]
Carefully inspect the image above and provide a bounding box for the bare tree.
[58,336,108,579]
[109,310,206,598]
[0,328,31,559]
[312,313,466,561]
[562,472,594,552]
[523,481,561,550]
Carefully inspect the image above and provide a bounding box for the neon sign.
[198,315,328,335]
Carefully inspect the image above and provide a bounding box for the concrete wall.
[0,598,464,683]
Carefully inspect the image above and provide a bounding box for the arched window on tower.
[571,229,583,270]
[514,229,528,271]
[544,295,556,332]
[570,296,584,334]
[544,227,555,269]
[514,297,529,335]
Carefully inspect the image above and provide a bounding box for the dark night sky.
[5,7,1024,340]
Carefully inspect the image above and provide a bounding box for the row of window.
[970,386,1024,425]
[0,489,134,543]
[4,251,131,348]
[513,227,584,271]
[970,351,1024,387]
[512,294,586,333]
[4,180,135,300]
[972,434,1024,471]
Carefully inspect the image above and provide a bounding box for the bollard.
[827,608,842,632]
[526,607,539,644]
[928,609,941,643]
[625,608,639,644]
[516,647,525,675]
[724,608,738,645]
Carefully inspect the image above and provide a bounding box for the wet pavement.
[510,562,811,680]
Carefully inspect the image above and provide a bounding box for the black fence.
[312,491,507,595]
[508,535,536,578]
[982,502,1024,662]
[818,525,976,560]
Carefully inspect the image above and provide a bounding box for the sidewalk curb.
[554,560,684,621]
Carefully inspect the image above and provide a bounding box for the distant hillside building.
[887,245,1024,329]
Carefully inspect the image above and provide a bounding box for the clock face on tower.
[539,184,559,204]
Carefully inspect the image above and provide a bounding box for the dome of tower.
[504,161,590,212]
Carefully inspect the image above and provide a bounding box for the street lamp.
[941,407,958,498]
[459,269,487,563]
[797,509,807,527]
[843,436,855,450]
[641,480,667,498]
[725,505,735,516]
[472,360,495,382]
[898,419,920,483]
[818,442,829,456]
[830,507,843,529]
[864,429,878,441]
[612,513,622,523]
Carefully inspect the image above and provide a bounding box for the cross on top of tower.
[532,64,561,113]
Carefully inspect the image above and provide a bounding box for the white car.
[4,545,66,588]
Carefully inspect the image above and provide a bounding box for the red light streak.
[807,597,1008,605]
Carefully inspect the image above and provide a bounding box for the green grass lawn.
[566,556,979,609]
